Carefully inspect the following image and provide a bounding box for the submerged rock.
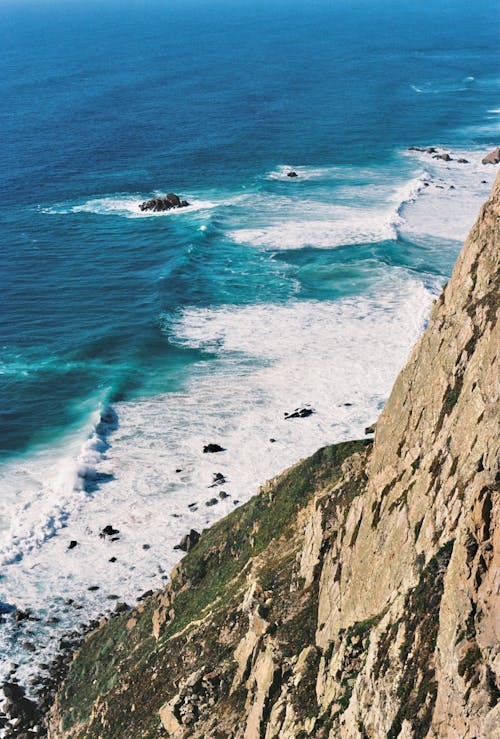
[139,193,189,212]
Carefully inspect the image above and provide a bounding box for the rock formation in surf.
[139,193,189,212]
[44,174,499,738]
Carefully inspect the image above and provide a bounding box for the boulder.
[205,498,219,507]
[139,193,190,212]
[284,407,315,419]
[482,147,500,165]
[100,525,119,538]
[203,444,225,453]
[174,530,201,552]
[433,153,452,161]
[287,171,298,178]
[210,472,226,486]
[68,540,78,550]
[457,158,469,164]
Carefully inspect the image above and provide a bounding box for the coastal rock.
[99,525,119,538]
[209,472,226,486]
[203,444,225,453]
[174,530,200,553]
[433,152,452,161]
[139,193,190,212]
[287,170,298,177]
[67,540,78,550]
[284,407,315,419]
[482,146,500,165]
[457,158,469,164]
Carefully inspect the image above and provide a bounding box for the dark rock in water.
[100,525,119,538]
[210,472,226,486]
[365,424,376,435]
[425,146,437,153]
[449,185,455,190]
[137,590,154,602]
[175,468,182,473]
[68,540,78,550]
[343,402,353,407]
[219,491,230,499]
[284,407,315,419]
[482,147,500,165]
[47,616,60,624]
[287,170,298,177]
[269,438,276,443]
[433,152,452,161]
[13,610,32,623]
[174,529,200,552]
[107,595,119,600]
[111,536,120,542]
[109,557,117,563]
[203,443,225,453]
[139,193,190,212]
[88,586,99,592]
[206,498,218,507]
[457,158,469,164]
[23,642,36,653]
[142,544,150,550]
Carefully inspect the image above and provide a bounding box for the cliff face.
[47,175,500,739]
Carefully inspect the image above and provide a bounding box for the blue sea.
[0,0,499,687]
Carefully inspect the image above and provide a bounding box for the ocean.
[0,0,499,689]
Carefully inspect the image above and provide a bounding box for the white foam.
[400,147,497,243]
[229,173,429,250]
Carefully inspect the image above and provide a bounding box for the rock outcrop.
[482,147,500,165]
[45,174,500,738]
[139,193,189,212]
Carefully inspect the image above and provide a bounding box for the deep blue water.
[1,0,498,456]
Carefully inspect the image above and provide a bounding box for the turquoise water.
[0,0,499,686]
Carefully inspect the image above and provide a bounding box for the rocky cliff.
[46,173,500,739]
